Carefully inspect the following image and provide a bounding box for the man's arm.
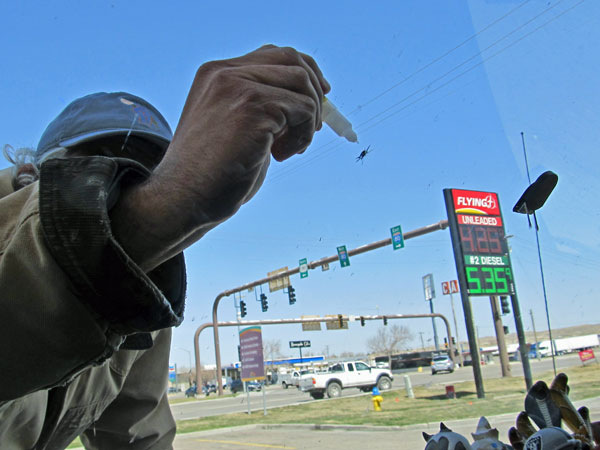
[110,45,330,272]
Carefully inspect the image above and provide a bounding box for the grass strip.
[66,363,600,448]
[177,364,600,433]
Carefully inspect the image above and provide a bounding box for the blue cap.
[36,92,173,163]
[372,387,380,396]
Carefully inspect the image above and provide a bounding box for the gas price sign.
[444,189,515,296]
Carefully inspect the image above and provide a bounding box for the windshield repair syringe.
[322,97,358,143]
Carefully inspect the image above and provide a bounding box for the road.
[170,354,581,421]
[173,396,600,450]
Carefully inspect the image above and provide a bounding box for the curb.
[175,395,600,439]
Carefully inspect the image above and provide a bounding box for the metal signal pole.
[209,220,449,395]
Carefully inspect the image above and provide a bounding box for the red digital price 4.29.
[458,223,508,255]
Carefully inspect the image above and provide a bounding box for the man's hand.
[111,45,330,271]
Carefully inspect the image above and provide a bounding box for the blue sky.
[2,1,598,369]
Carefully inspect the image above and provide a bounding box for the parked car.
[431,354,455,375]
[202,383,217,395]
[246,381,262,392]
[167,386,180,394]
[229,379,243,393]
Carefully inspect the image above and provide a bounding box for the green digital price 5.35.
[465,266,513,295]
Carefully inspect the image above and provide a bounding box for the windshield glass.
[2,3,598,444]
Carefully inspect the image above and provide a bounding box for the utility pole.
[419,332,425,350]
[490,296,511,377]
[429,299,440,352]
[530,309,541,361]
[422,274,440,351]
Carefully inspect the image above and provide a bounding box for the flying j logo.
[452,189,500,216]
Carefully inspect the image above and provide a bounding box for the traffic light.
[503,325,509,335]
[444,337,448,349]
[240,300,247,318]
[451,337,456,345]
[383,317,388,326]
[360,316,366,327]
[288,286,296,305]
[500,296,510,315]
[260,293,268,312]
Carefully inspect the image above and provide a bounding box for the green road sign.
[299,258,309,278]
[337,245,350,267]
[391,225,405,250]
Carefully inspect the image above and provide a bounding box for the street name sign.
[289,340,311,348]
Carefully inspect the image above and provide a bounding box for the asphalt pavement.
[170,354,581,419]
[173,396,600,450]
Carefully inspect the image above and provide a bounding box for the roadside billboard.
[239,326,265,382]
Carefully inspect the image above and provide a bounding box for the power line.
[347,0,534,116]
[269,0,582,183]
[356,0,572,132]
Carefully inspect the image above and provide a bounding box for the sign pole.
[490,295,511,377]
[246,383,250,415]
[449,291,464,366]
[511,292,533,389]
[423,274,439,351]
[530,309,541,362]
[429,299,440,352]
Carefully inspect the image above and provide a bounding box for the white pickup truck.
[299,361,393,400]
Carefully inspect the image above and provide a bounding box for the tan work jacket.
[0,157,186,449]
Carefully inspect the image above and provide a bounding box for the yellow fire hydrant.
[371,387,383,411]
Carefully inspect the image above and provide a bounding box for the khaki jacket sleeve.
[0,157,186,402]
[80,329,176,450]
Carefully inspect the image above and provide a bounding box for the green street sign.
[337,245,350,267]
[299,258,309,278]
[391,225,405,250]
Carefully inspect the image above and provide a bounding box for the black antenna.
[520,131,557,376]
[520,131,532,185]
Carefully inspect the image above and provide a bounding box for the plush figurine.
[523,427,588,449]
[509,373,598,449]
[423,423,473,450]
[471,416,513,450]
